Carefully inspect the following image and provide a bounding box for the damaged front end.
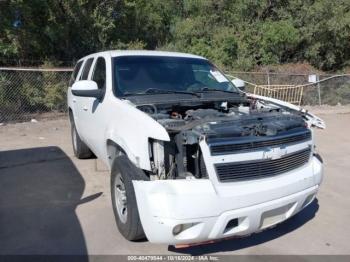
[132,94,324,244]
[140,94,323,181]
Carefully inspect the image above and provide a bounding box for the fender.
[104,132,137,169]
[247,93,326,129]
[104,99,170,171]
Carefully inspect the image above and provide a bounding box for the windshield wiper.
[195,87,240,94]
[124,88,201,97]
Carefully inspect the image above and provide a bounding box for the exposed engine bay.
[137,96,310,180]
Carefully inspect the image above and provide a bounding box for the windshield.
[113,56,239,96]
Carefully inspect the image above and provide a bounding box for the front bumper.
[133,156,323,245]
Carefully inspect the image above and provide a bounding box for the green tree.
[0,0,349,71]
[259,20,300,64]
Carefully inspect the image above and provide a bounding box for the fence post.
[317,75,322,105]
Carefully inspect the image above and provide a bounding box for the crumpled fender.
[103,99,170,171]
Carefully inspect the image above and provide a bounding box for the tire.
[70,121,93,159]
[111,155,149,241]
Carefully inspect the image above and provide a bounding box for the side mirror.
[71,80,103,99]
[231,78,245,91]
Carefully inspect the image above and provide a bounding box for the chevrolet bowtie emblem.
[263,147,288,160]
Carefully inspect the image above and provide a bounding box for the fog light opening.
[302,193,316,209]
[172,223,198,236]
[172,224,183,236]
[224,218,239,233]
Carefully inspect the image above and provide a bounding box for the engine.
[137,98,309,180]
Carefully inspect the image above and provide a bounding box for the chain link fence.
[230,71,350,106]
[0,68,72,123]
[1,67,350,123]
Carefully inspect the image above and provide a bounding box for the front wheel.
[111,155,149,241]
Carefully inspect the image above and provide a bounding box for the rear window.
[69,61,83,86]
[80,58,94,80]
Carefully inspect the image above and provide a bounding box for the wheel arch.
[68,107,74,123]
[106,139,128,168]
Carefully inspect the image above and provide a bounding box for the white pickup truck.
[67,50,324,246]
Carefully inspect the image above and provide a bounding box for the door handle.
[73,98,77,103]
[83,106,88,111]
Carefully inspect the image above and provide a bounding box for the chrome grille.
[215,148,311,182]
[209,130,311,155]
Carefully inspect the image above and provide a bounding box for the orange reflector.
[173,234,251,249]
[175,240,216,249]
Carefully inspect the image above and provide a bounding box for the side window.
[92,57,106,90]
[69,60,83,86]
[80,58,94,80]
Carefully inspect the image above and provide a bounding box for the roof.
[109,50,206,59]
[80,50,205,60]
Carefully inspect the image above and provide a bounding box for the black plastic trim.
[208,129,311,155]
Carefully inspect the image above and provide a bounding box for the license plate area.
[260,203,295,229]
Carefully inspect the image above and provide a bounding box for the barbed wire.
[0,67,73,72]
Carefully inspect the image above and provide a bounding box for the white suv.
[67,50,325,246]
